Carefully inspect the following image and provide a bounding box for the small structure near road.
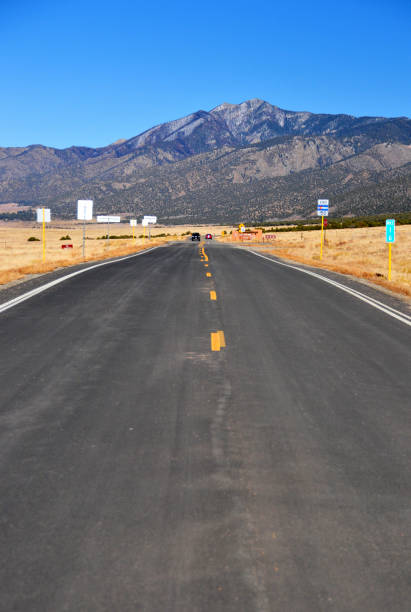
[232,229,263,242]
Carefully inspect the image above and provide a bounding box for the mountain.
[0,99,410,221]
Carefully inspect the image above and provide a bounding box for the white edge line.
[0,247,159,315]
[244,248,411,328]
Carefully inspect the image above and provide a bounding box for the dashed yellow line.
[206,272,212,277]
[211,332,220,351]
[210,290,217,300]
[204,263,208,267]
[201,247,209,262]
[211,330,226,351]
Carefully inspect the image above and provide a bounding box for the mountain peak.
[211,102,236,112]
[212,98,269,112]
[243,97,266,106]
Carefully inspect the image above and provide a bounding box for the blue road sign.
[386,219,395,243]
[317,199,329,216]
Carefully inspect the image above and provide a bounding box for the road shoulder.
[238,245,411,317]
[0,245,166,306]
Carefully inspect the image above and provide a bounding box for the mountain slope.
[0,99,410,221]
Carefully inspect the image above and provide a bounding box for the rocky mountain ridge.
[0,99,410,221]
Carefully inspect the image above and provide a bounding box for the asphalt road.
[0,242,410,611]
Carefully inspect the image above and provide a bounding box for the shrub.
[28,236,40,241]
[97,234,133,240]
[60,234,71,240]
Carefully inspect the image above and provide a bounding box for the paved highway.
[0,242,410,611]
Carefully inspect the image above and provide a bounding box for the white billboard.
[77,200,93,221]
[97,215,121,223]
[130,219,137,226]
[143,215,157,224]
[36,208,51,223]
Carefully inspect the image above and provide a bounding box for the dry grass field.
[1,221,409,299]
[250,225,411,298]
[0,222,231,286]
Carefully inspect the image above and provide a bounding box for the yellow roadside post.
[130,219,137,242]
[317,199,329,260]
[77,200,93,259]
[142,216,156,241]
[386,219,395,281]
[36,207,51,262]
[42,208,46,262]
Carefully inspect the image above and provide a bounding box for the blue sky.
[1,0,410,149]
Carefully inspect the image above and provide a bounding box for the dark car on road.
[191,232,201,241]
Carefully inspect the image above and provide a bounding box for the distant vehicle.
[191,232,201,241]
[205,233,212,240]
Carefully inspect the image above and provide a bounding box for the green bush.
[60,234,71,240]
[27,236,40,241]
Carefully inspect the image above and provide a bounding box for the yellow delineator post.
[386,219,395,281]
[42,207,46,262]
[37,207,50,261]
[317,199,329,260]
[130,219,137,242]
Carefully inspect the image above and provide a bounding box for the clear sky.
[1,0,410,149]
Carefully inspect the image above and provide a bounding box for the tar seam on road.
[0,246,160,315]
[246,249,411,328]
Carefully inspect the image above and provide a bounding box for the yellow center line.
[211,332,220,351]
[211,330,226,351]
[206,272,212,277]
[210,290,217,300]
[218,330,226,347]
[204,263,208,267]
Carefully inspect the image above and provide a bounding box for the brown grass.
[3,221,408,299]
[0,224,162,286]
[0,222,232,286]
[244,225,411,298]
